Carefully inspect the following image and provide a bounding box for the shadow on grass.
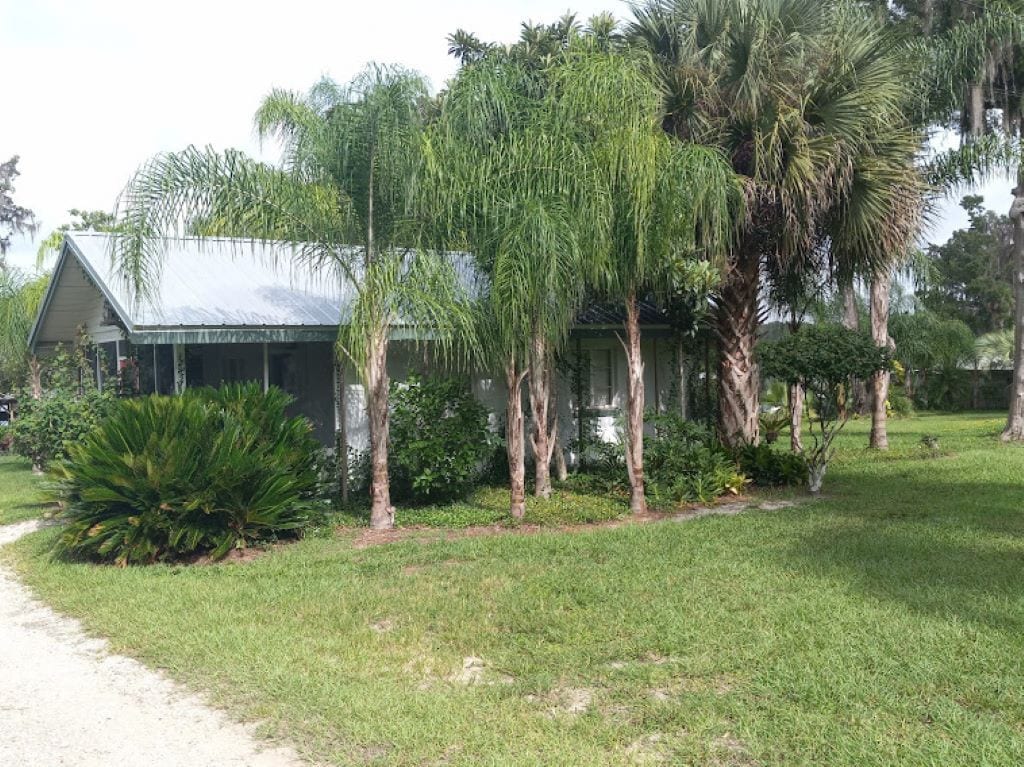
[783,476,1024,634]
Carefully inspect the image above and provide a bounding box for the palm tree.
[834,138,924,449]
[907,2,1024,438]
[549,47,736,513]
[629,0,920,447]
[424,57,599,515]
[0,266,48,392]
[114,65,476,530]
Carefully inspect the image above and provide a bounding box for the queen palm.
[114,65,476,529]
[424,57,599,515]
[630,0,918,446]
[549,47,736,513]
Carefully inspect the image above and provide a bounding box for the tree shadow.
[782,476,1024,634]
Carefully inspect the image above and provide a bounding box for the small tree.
[760,325,890,493]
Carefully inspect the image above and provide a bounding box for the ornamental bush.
[760,324,890,492]
[733,443,807,487]
[54,383,320,564]
[12,388,115,470]
[389,374,493,504]
[644,412,747,504]
[11,343,116,470]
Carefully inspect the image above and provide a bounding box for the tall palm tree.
[424,57,600,514]
[549,47,736,513]
[630,0,919,447]
[827,131,925,449]
[114,65,476,529]
[0,266,48,392]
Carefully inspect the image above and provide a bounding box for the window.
[588,348,614,408]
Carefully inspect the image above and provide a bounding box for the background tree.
[630,0,919,447]
[0,156,36,261]
[36,209,119,264]
[115,65,476,530]
[905,1,1024,438]
[0,267,48,391]
[919,195,1014,334]
[890,308,976,407]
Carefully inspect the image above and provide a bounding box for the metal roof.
[73,232,346,327]
[29,232,669,349]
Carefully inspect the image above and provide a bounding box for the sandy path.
[0,519,305,767]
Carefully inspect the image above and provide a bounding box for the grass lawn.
[5,413,1024,765]
[0,454,50,525]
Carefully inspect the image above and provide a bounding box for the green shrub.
[12,388,115,470]
[389,375,493,504]
[12,342,116,470]
[887,387,915,417]
[644,412,747,505]
[734,443,807,487]
[54,383,320,564]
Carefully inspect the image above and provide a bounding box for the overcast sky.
[0,0,1013,273]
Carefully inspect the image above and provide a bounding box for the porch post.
[114,339,122,394]
[172,344,187,393]
[653,337,660,413]
[152,344,159,394]
[333,357,349,505]
[262,342,270,393]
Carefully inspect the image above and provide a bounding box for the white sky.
[0,0,1013,273]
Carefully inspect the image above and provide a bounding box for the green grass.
[337,485,630,529]
[6,413,1024,765]
[0,454,51,525]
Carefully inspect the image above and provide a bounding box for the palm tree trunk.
[1002,185,1024,440]
[528,330,554,498]
[367,328,393,529]
[506,358,527,518]
[969,83,986,137]
[869,272,892,449]
[623,292,647,515]
[788,382,804,453]
[715,252,760,447]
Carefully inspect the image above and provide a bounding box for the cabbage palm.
[114,65,476,530]
[630,0,919,446]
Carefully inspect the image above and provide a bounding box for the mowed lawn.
[5,413,1024,765]
[0,454,50,525]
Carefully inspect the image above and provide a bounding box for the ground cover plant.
[5,413,1024,765]
[53,383,321,564]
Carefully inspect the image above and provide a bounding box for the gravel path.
[0,519,305,767]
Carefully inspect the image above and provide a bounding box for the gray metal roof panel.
[68,232,346,329]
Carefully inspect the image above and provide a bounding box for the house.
[29,232,683,461]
